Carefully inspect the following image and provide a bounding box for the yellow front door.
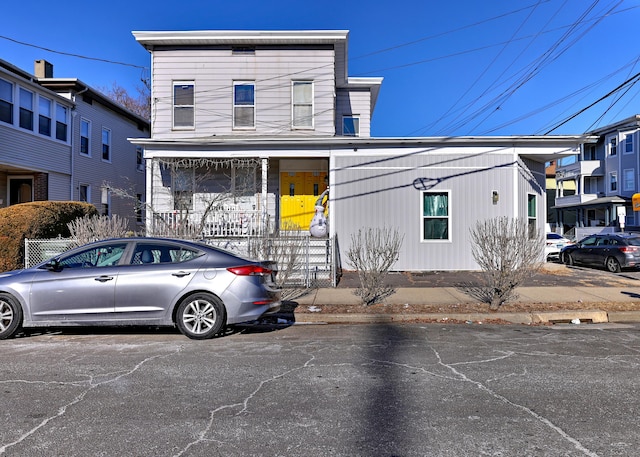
[280,172,327,230]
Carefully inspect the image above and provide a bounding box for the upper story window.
[232,47,255,55]
[342,115,359,137]
[422,191,449,241]
[233,82,255,129]
[610,171,618,192]
[173,82,194,129]
[80,118,91,155]
[0,78,13,124]
[292,81,313,129]
[19,88,33,131]
[623,169,635,192]
[38,96,52,136]
[55,104,68,141]
[136,146,144,171]
[102,127,111,162]
[624,133,634,154]
[609,137,617,156]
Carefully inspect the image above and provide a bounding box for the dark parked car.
[0,237,281,340]
[561,233,640,273]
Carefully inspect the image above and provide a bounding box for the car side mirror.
[44,259,62,272]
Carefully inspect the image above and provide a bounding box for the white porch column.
[261,158,268,234]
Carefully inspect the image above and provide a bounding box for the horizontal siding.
[0,124,71,174]
[151,48,336,138]
[336,89,371,137]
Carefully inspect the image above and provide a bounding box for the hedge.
[0,201,98,272]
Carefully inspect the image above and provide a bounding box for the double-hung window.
[0,79,13,124]
[422,191,449,241]
[80,119,91,155]
[623,169,635,192]
[342,115,359,136]
[609,137,617,156]
[19,88,33,130]
[102,127,111,162]
[610,171,618,192]
[624,133,634,154]
[136,147,144,171]
[292,81,313,128]
[233,82,255,129]
[38,96,52,136]
[55,104,68,141]
[173,82,194,129]
[527,194,537,238]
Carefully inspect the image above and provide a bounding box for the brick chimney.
[34,60,53,78]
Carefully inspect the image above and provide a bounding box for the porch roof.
[552,195,630,209]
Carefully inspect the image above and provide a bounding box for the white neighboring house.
[0,59,149,231]
[130,29,587,271]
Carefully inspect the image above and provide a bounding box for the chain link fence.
[24,238,76,268]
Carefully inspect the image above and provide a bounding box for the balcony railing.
[556,160,604,180]
[554,193,600,207]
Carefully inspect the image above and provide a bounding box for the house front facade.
[131,30,585,271]
[555,115,640,237]
[0,59,149,231]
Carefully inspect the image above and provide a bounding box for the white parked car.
[545,233,573,260]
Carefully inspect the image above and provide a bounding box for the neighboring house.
[0,59,149,231]
[555,115,640,237]
[131,30,585,271]
[546,160,576,233]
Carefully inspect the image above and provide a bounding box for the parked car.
[0,237,281,340]
[560,233,640,273]
[545,233,573,260]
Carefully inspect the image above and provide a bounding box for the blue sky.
[3,0,639,137]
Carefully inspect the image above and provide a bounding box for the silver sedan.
[0,237,281,339]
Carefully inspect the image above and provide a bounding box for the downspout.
[70,86,88,201]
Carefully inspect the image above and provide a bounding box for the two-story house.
[131,30,586,271]
[0,58,149,231]
[554,115,639,237]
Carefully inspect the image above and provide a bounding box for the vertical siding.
[151,47,336,139]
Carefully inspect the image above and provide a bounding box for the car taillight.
[620,246,639,253]
[227,265,272,276]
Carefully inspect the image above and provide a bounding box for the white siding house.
[131,30,585,271]
[0,59,150,230]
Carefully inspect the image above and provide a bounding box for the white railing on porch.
[150,210,270,238]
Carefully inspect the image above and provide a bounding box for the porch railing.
[149,210,270,238]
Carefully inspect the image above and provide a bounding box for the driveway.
[1,323,639,456]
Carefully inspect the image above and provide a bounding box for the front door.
[280,171,327,230]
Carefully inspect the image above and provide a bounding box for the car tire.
[0,293,22,340]
[606,256,622,273]
[176,293,226,340]
[563,252,574,266]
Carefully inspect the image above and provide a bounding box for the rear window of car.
[623,237,640,246]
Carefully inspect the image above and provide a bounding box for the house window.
[136,147,144,171]
[610,171,618,192]
[38,96,51,136]
[624,169,635,192]
[136,193,144,223]
[102,128,111,162]
[624,133,634,154]
[609,137,617,156]
[233,82,255,129]
[173,167,193,211]
[55,104,68,141]
[292,81,313,128]
[19,88,33,130]
[173,82,194,129]
[342,116,359,136]
[80,119,91,155]
[422,191,449,241]
[0,78,13,124]
[527,194,537,239]
[79,184,90,203]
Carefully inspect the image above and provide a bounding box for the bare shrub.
[462,217,543,310]
[247,221,308,300]
[67,215,131,247]
[346,227,403,306]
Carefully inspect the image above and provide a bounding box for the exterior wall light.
[492,190,499,204]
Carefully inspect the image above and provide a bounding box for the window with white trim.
[527,194,537,238]
[55,103,68,141]
[0,78,13,124]
[624,133,634,154]
[623,169,635,192]
[173,81,194,129]
[80,118,91,155]
[422,191,449,240]
[233,81,255,129]
[38,96,51,136]
[292,81,313,128]
[342,115,359,136]
[610,171,618,192]
[102,127,111,162]
[19,88,33,130]
[609,137,617,156]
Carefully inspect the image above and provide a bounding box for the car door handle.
[95,275,114,282]
[172,271,191,278]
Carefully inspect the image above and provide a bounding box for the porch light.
[492,191,499,204]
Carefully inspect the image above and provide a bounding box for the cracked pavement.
[1,323,640,456]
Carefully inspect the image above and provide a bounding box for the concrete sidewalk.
[291,283,640,325]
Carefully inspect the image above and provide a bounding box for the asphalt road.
[1,322,640,457]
